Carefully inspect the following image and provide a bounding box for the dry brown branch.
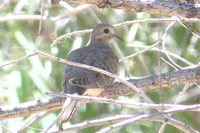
[51,0,200,18]
[0,97,63,119]
[103,65,200,97]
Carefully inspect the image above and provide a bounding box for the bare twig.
[0,123,12,133]
[0,52,37,68]
[17,112,48,132]
[119,40,161,62]
[50,29,92,46]
[177,18,200,39]
[97,113,199,133]
[131,44,194,66]
[0,15,57,22]
[161,21,183,69]
[0,96,63,119]
[158,83,191,133]
[46,91,200,111]
[49,113,199,133]
[51,18,200,46]
[38,0,44,34]
[59,1,92,18]
[0,0,11,11]
[50,114,137,133]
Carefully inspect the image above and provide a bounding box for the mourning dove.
[58,23,123,128]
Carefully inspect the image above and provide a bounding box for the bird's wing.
[68,50,118,89]
[68,75,101,88]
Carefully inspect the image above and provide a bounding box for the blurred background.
[0,0,200,132]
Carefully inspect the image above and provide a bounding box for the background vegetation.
[0,0,200,132]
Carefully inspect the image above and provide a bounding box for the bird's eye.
[103,28,109,34]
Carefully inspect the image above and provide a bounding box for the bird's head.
[90,23,123,44]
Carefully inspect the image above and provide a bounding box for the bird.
[58,23,123,128]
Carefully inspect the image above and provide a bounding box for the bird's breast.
[83,88,104,96]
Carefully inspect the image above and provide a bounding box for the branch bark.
[103,65,200,97]
[1,65,200,119]
[51,0,200,18]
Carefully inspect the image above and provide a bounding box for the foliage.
[0,0,200,132]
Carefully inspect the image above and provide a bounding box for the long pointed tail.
[58,97,78,124]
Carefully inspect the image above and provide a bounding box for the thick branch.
[1,65,200,119]
[103,65,200,97]
[51,0,200,18]
[0,97,63,119]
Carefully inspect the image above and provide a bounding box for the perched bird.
[58,23,123,127]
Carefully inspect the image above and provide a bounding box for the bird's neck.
[90,38,111,48]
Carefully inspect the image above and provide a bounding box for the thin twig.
[50,29,92,46]
[0,15,57,22]
[158,83,191,133]
[131,44,194,66]
[0,123,13,133]
[59,0,92,18]
[38,0,44,34]
[49,115,137,133]
[177,17,200,39]
[0,52,37,68]
[46,91,200,111]
[17,112,48,133]
[0,0,10,11]
[50,113,199,133]
[51,18,200,46]
[119,40,161,62]
[161,21,183,69]
[161,57,179,70]
[97,110,199,133]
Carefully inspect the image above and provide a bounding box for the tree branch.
[103,65,200,97]
[1,65,200,119]
[51,0,200,18]
[0,97,63,119]
[96,113,199,133]
[50,114,199,133]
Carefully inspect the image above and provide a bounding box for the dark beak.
[114,34,124,41]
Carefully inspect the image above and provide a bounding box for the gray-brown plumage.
[58,23,122,127]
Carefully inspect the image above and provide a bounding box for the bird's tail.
[57,97,78,124]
